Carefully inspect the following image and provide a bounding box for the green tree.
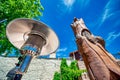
[53,59,87,80]
[0,0,44,56]
[70,60,78,70]
[53,72,60,80]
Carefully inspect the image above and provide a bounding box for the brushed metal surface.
[6,18,59,56]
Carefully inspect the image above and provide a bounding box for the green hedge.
[53,59,86,80]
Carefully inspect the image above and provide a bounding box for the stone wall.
[0,57,91,80]
[0,57,63,80]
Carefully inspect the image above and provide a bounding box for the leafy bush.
[53,72,60,80]
[53,59,86,80]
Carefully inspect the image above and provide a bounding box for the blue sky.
[40,0,120,58]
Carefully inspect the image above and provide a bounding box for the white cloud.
[63,0,75,8]
[57,0,75,16]
[57,0,90,17]
[100,0,116,23]
[57,47,67,52]
[62,0,90,11]
[106,31,120,46]
[97,0,120,29]
[77,0,90,8]
[96,0,112,28]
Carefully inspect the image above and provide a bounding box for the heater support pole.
[7,34,45,80]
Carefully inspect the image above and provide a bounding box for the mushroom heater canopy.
[6,18,59,79]
[6,18,59,56]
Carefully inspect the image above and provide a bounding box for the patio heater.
[6,18,59,80]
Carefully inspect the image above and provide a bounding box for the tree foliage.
[53,72,60,80]
[0,0,44,56]
[53,59,87,80]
